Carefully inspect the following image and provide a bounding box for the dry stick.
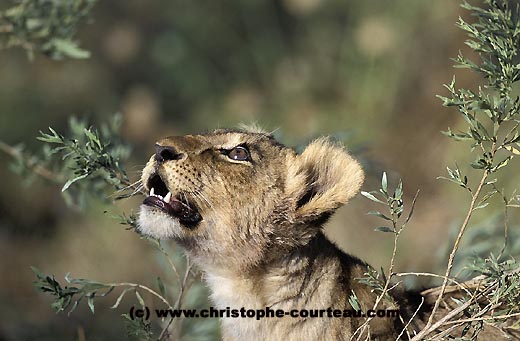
[353,190,420,341]
[155,242,183,289]
[158,257,194,341]
[445,311,520,325]
[109,283,173,310]
[429,309,520,340]
[429,301,499,339]
[0,23,13,33]
[394,272,471,296]
[413,142,496,340]
[397,296,424,340]
[414,292,476,339]
[430,322,467,340]
[497,186,510,259]
[352,222,401,341]
[419,277,498,340]
[0,140,59,182]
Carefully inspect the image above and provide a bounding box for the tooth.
[164,192,172,203]
[150,188,155,196]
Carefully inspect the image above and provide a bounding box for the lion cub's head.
[138,129,364,271]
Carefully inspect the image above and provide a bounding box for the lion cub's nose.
[155,144,185,163]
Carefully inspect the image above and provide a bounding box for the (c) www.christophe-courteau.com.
[129,306,401,321]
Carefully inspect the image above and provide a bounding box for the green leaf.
[135,290,145,308]
[374,227,394,233]
[87,295,95,314]
[367,211,392,221]
[51,38,90,59]
[348,291,361,311]
[404,190,420,225]
[156,277,166,299]
[61,173,89,192]
[31,266,44,278]
[394,179,403,200]
[84,128,102,149]
[492,156,513,172]
[37,129,62,143]
[381,172,388,195]
[478,190,497,207]
[473,202,489,211]
[504,145,520,155]
[361,191,385,204]
[111,288,132,309]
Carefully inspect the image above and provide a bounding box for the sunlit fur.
[137,129,406,340]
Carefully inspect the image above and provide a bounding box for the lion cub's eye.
[227,146,251,161]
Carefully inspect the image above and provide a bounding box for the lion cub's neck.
[199,232,398,340]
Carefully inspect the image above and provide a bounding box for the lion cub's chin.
[138,206,183,239]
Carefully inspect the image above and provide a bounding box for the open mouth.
[143,174,202,227]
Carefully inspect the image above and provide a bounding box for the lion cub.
[138,129,403,340]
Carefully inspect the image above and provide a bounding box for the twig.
[395,272,470,295]
[353,190,420,341]
[414,143,496,340]
[445,311,520,325]
[108,282,173,310]
[154,241,183,289]
[0,23,13,33]
[352,219,401,340]
[430,321,466,340]
[429,308,520,340]
[158,257,194,341]
[0,140,59,182]
[493,185,510,259]
[397,296,424,340]
[417,281,497,339]
[158,317,175,341]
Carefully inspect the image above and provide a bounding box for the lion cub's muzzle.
[142,144,202,227]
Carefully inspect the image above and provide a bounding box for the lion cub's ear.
[285,138,364,223]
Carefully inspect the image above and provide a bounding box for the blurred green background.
[0,0,518,340]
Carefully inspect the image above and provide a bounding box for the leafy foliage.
[435,0,520,286]
[32,266,115,315]
[357,265,388,298]
[7,115,135,208]
[122,313,154,340]
[361,172,419,236]
[0,0,96,60]
[438,0,520,166]
[2,110,215,339]
[0,0,518,340]
[360,1,520,339]
[452,256,520,338]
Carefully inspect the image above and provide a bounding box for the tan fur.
[137,129,517,340]
[137,129,405,340]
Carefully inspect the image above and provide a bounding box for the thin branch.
[0,23,13,33]
[158,316,175,341]
[158,257,195,341]
[418,281,497,339]
[445,311,520,325]
[154,241,183,289]
[394,272,472,296]
[353,220,401,340]
[108,282,173,310]
[493,185,510,259]
[415,143,496,340]
[430,321,467,340]
[397,296,424,340]
[0,140,60,183]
